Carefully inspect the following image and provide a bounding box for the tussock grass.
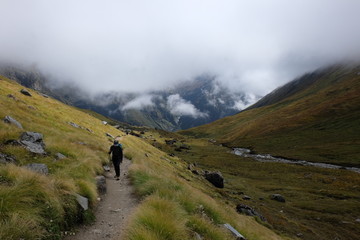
[121,135,286,240]
[0,77,124,239]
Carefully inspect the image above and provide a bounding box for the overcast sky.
[1,0,360,95]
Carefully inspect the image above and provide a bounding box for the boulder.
[271,194,286,203]
[223,223,246,240]
[0,153,16,164]
[20,89,32,96]
[20,132,46,154]
[103,165,111,172]
[55,153,67,160]
[75,193,89,210]
[25,163,49,175]
[3,116,23,129]
[204,171,224,188]
[95,176,107,194]
[236,204,266,221]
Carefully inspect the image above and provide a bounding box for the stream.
[232,148,360,174]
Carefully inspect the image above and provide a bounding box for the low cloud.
[167,94,208,118]
[232,93,259,111]
[122,94,157,111]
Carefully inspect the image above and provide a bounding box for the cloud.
[121,94,157,111]
[167,94,208,118]
[232,93,259,111]
[1,0,360,95]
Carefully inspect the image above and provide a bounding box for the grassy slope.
[0,77,286,239]
[181,65,360,167]
[154,131,360,240]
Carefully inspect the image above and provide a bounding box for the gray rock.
[75,193,89,210]
[194,232,203,240]
[55,153,67,160]
[67,122,80,128]
[96,176,106,194]
[179,144,191,150]
[0,153,16,164]
[165,139,177,145]
[242,195,251,200]
[223,223,246,240]
[236,204,266,221]
[3,116,23,129]
[103,165,110,171]
[7,94,17,100]
[25,163,49,175]
[20,132,46,154]
[20,89,32,96]
[106,133,114,139]
[271,194,286,203]
[204,171,224,188]
[38,93,49,98]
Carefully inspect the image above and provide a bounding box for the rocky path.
[65,158,138,240]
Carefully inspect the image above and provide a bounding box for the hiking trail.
[65,158,138,240]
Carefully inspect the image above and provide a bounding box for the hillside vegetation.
[0,77,287,239]
[181,64,360,167]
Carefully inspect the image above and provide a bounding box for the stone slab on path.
[64,158,138,240]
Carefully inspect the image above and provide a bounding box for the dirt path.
[65,158,138,240]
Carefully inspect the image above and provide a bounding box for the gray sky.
[1,0,360,95]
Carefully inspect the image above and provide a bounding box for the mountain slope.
[0,66,258,131]
[181,64,360,167]
[0,76,285,239]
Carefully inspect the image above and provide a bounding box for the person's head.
[114,140,119,144]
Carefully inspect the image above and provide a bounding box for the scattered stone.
[0,153,16,164]
[192,169,203,175]
[204,171,224,188]
[103,165,110,172]
[25,163,49,175]
[38,92,49,98]
[168,153,175,157]
[271,194,286,203]
[27,105,36,110]
[140,131,145,134]
[55,153,67,160]
[355,218,360,223]
[91,229,102,235]
[20,88,32,96]
[223,223,246,240]
[76,142,87,145]
[106,133,114,139]
[236,204,266,221]
[67,122,80,128]
[102,121,108,125]
[75,193,89,210]
[145,153,149,157]
[96,176,107,194]
[165,139,177,145]
[7,94,17,100]
[296,233,303,237]
[208,139,216,143]
[242,195,251,200]
[188,163,195,171]
[179,144,191,150]
[194,232,203,240]
[129,131,141,137]
[20,132,46,154]
[3,116,23,129]
[174,147,182,152]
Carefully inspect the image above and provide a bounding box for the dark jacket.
[109,143,123,162]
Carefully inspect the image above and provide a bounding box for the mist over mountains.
[0,65,258,131]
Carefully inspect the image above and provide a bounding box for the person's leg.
[113,160,120,178]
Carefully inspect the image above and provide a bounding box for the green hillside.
[0,76,286,239]
[181,64,360,167]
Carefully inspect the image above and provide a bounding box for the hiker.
[108,140,123,181]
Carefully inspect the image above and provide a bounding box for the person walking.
[108,140,123,181]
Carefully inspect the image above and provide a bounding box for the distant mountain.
[0,65,259,131]
[181,63,360,167]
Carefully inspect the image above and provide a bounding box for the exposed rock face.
[0,153,16,164]
[3,116,23,129]
[20,88,32,96]
[25,163,49,175]
[20,132,46,154]
[271,194,286,203]
[236,204,266,221]
[96,176,107,194]
[204,171,224,188]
